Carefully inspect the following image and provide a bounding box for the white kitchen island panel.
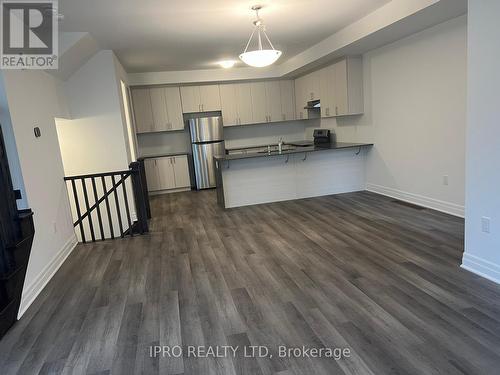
[220,148,367,208]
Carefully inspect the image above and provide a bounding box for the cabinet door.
[131,89,154,133]
[172,155,190,188]
[319,65,335,118]
[310,70,321,101]
[235,83,253,125]
[165,87,184,131]
[219,84,238,126]
[157,157,176,190]
[180,86,201,113]
[199,85,221,112]
[250,82,267,124]
[144,158,160,191]
[279,80,295,121]
[333,59,349,116]
[294,76,308,120]
[149,87,169,132]
[265,81,282,123]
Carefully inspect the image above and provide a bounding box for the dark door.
[0,125,19,273]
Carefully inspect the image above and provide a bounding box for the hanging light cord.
[242,7,276,53]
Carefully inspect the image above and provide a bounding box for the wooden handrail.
[64,169,131,181]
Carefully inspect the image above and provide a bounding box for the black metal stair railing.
[64,161,149,243]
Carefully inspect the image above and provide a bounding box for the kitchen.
[4,1,500,374]
[133,56,372,208]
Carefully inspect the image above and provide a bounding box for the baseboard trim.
[17,234,78,318]
[149,187,191,196]
[366,183,464,218]
[461,253,500,285]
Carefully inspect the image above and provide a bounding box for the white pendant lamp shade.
[240,5,282,68]
[239,49,282,68]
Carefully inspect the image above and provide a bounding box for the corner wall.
[1,70,77,317]
[56,50,136,241]
[322,15,467,217]
[461,0,500,284]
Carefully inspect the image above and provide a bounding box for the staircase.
[64,161,150,243]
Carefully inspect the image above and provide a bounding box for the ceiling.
[59,0,392,73]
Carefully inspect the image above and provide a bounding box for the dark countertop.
[138,152,189,160]
[214,142,374,162]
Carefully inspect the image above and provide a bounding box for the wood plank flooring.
[1,190,500,374]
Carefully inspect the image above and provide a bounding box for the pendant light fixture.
[239,5,282,68]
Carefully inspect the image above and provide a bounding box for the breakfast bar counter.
[214,142,373,208]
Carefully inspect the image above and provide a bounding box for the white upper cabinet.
[221,80,295,126]
[220,83,253,126]
[180,85,221,113]
[265,81,282,123]
[235,83,253,125]
[308,70,321,102]
[219,84,239,126]
[164,87,184,131]
[199,85,222,112]
[250,82,268,124]
[320,57,364,117]
[149,87,169,132]
[132,86,184,134]
[294,75,308,120]
[180,86,201,113]
[319,65,335,118]
[279,80,295,122]
[296,56,364,119]
[131,88,154,133]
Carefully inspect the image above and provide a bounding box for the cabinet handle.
[201,104,204,112]
[173,157,176,164]
[310,92,314,100]
[335,106,338,116]
[326,108,330,117]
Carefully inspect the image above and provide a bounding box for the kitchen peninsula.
[214,142,373,208]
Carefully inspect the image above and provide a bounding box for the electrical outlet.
[481,217,491,234]
[443,175,449,186]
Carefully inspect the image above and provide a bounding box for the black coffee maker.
[313,129,335,145]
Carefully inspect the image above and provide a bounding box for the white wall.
[137,118,317,157]
[323,15,467,217]
[461,0,500,284]
[224,120,317,149]
[58,50,130,175]
[56,50,136,241]
[1,70,77,317]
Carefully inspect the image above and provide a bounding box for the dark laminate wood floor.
[1,190,500,375]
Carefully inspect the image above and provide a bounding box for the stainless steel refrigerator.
[189,116,225,189]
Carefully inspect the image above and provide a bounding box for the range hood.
[304,100,321,110]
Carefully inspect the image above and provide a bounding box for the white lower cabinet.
[144,155,191,192]
[144,158,160,191]
[172,156,191,188]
